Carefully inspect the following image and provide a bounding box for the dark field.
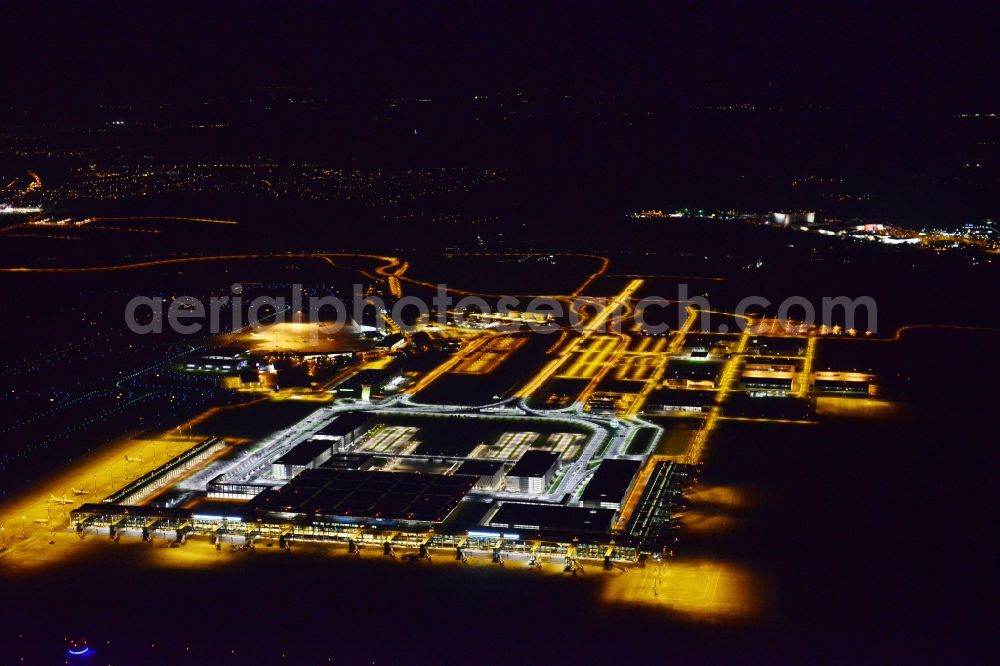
[192,400,321,440]
[624,425,659,455]
[525,377,589,409]
[411,334,553,405]
[635,417,701,456]
[404,252,604,296]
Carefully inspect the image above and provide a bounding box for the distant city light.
[0,203,43,214]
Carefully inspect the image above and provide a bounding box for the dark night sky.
[1,1,998,110]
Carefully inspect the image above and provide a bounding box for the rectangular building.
[311,412,374,451]
[488,502,616,535]
[579,459,641,511]
[184,346,251,373]
[664,360,725,389]
[454,460,505,491]
[643,388,715,413]
[812,370,875,396]
[740,368,795,394]
[505,451,559,494]
[319,453,377,471]
[272,439,335,481]
[746,336,807,357]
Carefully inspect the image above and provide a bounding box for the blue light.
[467,530,501,539]
[66,646,95,657]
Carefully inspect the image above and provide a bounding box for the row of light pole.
[0,429,196,551]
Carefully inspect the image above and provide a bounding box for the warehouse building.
[664,360,724,389]
[453,460,506,491]
[643,388,714,413]
[319,453,377,471]
[740,368,795,395]
[580,458,642,512]
[184,346,251,373]
[271,439,336,481]
[724,394,813,420]
[812,370,875,396]
[311,412,374,451]
[746,336,807,356]
[487,502,616,535]
[505,451,560,494]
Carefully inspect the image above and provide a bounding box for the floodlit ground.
[681,483,749,537]
[452,335,526,374]
[2,523,767,623]
[231,321,372,353]
[815,395,900,419]
[600,557,766,618]
[0,429,200,570]
[558,335,620,379]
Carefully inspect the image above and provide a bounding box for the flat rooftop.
[665,360,724,381]
[745,356,803,370]
[488,502,616,534]
[813,371,873,382]
[507,450,559,478]
[741,369,795,380]
[748,336,807,355]
[274,439,333,466]
[580,459,641,505]
[316,411,373,437]
[724,394,813,419]
[454,460,504,476]
[249,469,476,523]
[645,388,715,408]
[319,453,376,470]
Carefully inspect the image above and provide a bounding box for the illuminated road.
[682,319,752,465]
[516,280,643,398]
[575,332,630,405]
[797,334,818,396]
[582,279,643,334]
[406,332,496,394]
[78,215,238,225]
[0,250,615,303]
